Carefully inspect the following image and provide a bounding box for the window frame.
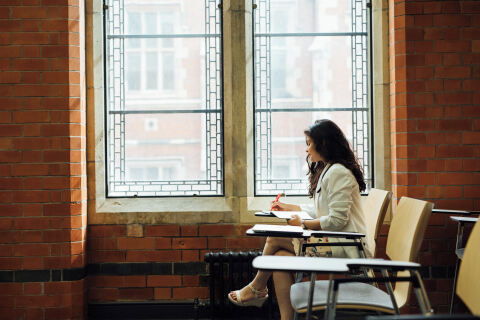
[86,0,390,224]
[252,0,375,196]
[103,0,225,198]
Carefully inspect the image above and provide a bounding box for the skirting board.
[88,301,208,319]
[88,301,274,319]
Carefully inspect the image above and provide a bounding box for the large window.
[105,0,223,197]
[102,0,373,200]
[254,0,372,195]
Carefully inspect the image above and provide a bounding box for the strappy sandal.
[227,283,268,307]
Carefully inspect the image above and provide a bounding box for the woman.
[228,119,370,320]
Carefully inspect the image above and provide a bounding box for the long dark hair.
[304,119,366,197]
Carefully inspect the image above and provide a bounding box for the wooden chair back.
[457,220,480,315]
[364,188,392,256]
[386,197,433,308]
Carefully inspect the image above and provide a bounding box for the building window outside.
[125,11,175,93]
[126,160,183,182]
[144,118,158,131]
[254,0,372,195]
[105,0,223,197]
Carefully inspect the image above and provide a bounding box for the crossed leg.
[229,236,295,316]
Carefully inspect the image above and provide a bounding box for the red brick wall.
[389,0,480,313]
[0,1,87,319]
[87,223,263,302]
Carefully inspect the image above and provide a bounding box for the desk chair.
[364,188,392,256]
[449,218,480,316]
[301,188,392,258]
[254,256,428,320]
[247,188,391,319]
[367,218,480,320]
[254,197,433,320]
[292,197,432,318]
[450,216,479,314]
[250,188,391,259]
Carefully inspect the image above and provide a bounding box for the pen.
[270,193,283,210]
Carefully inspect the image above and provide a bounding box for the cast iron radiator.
[204,251,274,319]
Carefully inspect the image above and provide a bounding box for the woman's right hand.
[271,201,301,211]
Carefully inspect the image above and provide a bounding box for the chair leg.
[449,258,461,314]
[293,270,304,320]
[326,283,338,320]
[323,274,334,320]
[413,270,433,315]
[382,269,399,314]
[306,272,316,320]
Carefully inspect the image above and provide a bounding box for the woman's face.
[305,135,323,163]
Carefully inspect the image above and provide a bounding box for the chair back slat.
[457,220,480,315]
[386,197,433,307]
[364,188,391,256]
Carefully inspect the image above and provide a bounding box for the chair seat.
[456,248,464,259]
[290,280,395,313]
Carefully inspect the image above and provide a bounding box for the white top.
[300,163,372,258]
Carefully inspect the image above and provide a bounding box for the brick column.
[390,0,480,208]
[389,0,480,313]
[0,1,87,319]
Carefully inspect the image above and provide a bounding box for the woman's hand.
[270,201,301,211]
[287,214,302,226]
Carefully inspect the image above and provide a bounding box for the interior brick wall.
[388,0,480,313]
[0,1,87,319]
[87,223,263,302]
[390,0,480,208]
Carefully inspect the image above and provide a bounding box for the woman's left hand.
[287,214,302,226]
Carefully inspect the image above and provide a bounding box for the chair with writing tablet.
[253,196,433,320]
[430,208,479,314]
[449,215,479,314]
[249,188,392,320]
[247,188,392,257]
[301,188,391,258]
[366,219,480,320]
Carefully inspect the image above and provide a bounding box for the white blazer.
[300,163,372,258]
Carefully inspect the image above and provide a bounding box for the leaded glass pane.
[105,0,223,197]
[254,0,372,195]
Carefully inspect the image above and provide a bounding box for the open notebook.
[259,211,314,220]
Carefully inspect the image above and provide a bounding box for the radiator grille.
[204,251,274,319]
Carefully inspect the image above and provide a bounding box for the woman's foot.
[228,283,268,307]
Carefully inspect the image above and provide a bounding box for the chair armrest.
[246,228,310,239]
[433,208,479,215]
[366,315,479,320]
[252,256,350,273]
[449,216,478,224]
[347,259,421,271]
[252,256,389,272]
[302,241,364,249]
[309,230,365,239]
[253,256,414,273]
[246,226,365,240]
